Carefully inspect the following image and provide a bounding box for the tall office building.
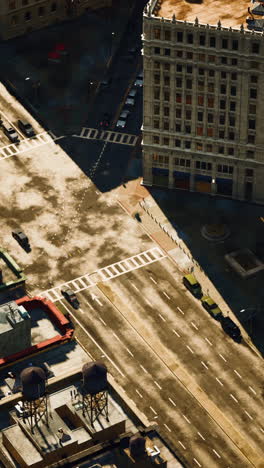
[142,0,264,203]
[0,0,112,40]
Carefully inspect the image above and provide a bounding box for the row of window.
[153,61,259,80]
[154,102,256,117]
[10,3,57,22]
[153,89,257,103]
[152,52,259,70]
[152,28,261,54]
[152,155,235,175]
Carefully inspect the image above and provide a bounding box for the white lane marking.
[249,386,256,395]
[91,293,103,306]
[168,397,176,407]
[191,321,199,330]
[186,345,194,354]
[154,380,162,390]
[150,406,157,415]
[183,414,191,424]
[259,427,264,434]
[216,377,224,387]
[145,299,152,307]
[164,423,171,432]
[230,393,238,403]
[178,441,186,450]
[197,432,205,441]
[193,458,202,467]
[218,353,227,362]
[140,364,148,374]
[126,347,134,357]
[173,329,181,338]
[82,297,94,310]
[212,449,221,459]
[158,313,166,322]
[150,276,157,285]
[113,332,122,343]
[201,361,209,370]
[59,300,125,377]
[205,337,213,346]
[163,291,170,300]
[131,282,140,292]
[177,306,184,315]
[79,307,84,314]
[234,369,242,379]
[136,389,143,398]
[244,410,253,420]
[99,317,107,326]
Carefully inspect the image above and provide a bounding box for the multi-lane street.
[53,255,264,468]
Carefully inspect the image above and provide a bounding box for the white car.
[128,88,137,98]
[134,78,143,87]
[116,119,126,129]
[137,70,143,79]
[125,97,135,106]
[120,110,130,119]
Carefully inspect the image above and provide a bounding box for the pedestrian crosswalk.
[0,131,64,161]
[40,247,166,302]
[73,127,139,146]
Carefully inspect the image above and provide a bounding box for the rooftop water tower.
[80,361,108,426]
[20,366,49,433]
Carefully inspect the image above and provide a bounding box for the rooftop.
[156,0,252,29]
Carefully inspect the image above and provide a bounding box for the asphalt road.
[57,257,264,468]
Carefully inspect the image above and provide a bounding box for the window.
[154,47,160,55]
[154,28,161,39]
[153,136,160,144]
[154,89,160,100]
[164,63,170,71]
[250,88,257,99]
[250,75,258,83]
[208,55,215,63]
[198,68,204,76]
[221,56,227,65]
[222,38,228,49]
[229,132,235,140]
[187,65,192,74]
[228,148,234,156]
[231,58,237,66]
[176,108,181,118]
[217,165,233,174]
[208,97,214,108]
[176,124,181,132]
[152,154,158,162]
[206,144,213,152]
[198,95,204,106]
[186,79,192,90]
[164,107,170,117]
[252,42,260,54]
[197,126,203,136]
[251,61,259,70]
[25,11,31,20]
[208,82,214,93]
[229,116,235,126]
[249,104,256,114]
[185,125,191,134]
[164,30,171,41]
[185,141,191,148]
[221,71,227,79]
[163,121,169,130]
[154,120,159,129]
[246,168,254,177]
[219,114,225,125]
[164,75,170,86]
[196,143,203,151]
[198,54,206,62]
[176,93,182,103]
[154,105,160,115]
[176,78,182,88]
[186,52,193,59]
[177,31,183,42]
[248,119,256,130]
[230,101,236,112]
[207,113,213,123]
[198,81,204,91]
[220,100,226,110]
[248,134,255,144]
[51,2,57,12]
[220,84,226,94]
[176,64,182,72]
[175,139,181,147]
[209,36,216,47]
[200,35,206,46]
[246,150,254,159]
[9,0,16,10]
[154,61,160,70]
[218,146,224,154]
[207,128,214,137]
[163,137,169,145]
[11,14,18,24]
[177,51,183,58]
[198,111,203,122]
[187,33,193,44]
[154,74,160,84]
[164,48,171,56]
[231,72,237,81]
[232,39,238,51]
[231,86,236,96]
[208,70,215,77]
[164,91,170,101]
[186,110,192,120]
[186,95,192,105]
[219,130,225,139]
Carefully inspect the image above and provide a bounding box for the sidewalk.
[117,178,262,358]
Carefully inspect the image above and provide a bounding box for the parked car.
[220,316,242,342]
[128,88,137,98]
[125,97,135,106]
[17,119,35,138]
[137,70,143,79]
[134,78,143,87]
[116,119,126,129]
[119,110,130,119]
[1,123,20,144]
[61,287,80,309]
[99,112,111,129]
[12,229,31,251]
[201,296,222,320]
[183,274,202,298]
[100,78,112,87]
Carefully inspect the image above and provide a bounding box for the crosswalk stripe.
[0,131,63,161]
[75,127,139,146]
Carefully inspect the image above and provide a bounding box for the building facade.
[0,0,112,40]
[142,0,264,203]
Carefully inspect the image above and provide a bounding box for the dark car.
[220,316,242,342]
[61,287,80,309]
[1,124,20,144]
[12,230,31,251]
[99,113,111,130]
[18,119,35,138]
